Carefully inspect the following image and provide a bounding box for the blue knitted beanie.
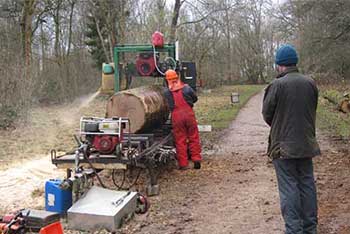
[275,44,298,65]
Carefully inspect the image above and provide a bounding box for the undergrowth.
[0,105,18,130]
[317,86,350,139]
[195,85,264,130]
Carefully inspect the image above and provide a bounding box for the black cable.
[112,167,142,190]
[90,133,172,190]
[127,168,142,189]
[116,134,172,190]
[81,145,106,188]
[112,169,126,190]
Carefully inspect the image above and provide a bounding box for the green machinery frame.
[113,44,176,92]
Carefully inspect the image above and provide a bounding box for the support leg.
[146,167,160,196]
[66,168,72,178]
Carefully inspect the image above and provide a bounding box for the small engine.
[136,53,156,76]
[91,135,119,154]
[80,117,129,154]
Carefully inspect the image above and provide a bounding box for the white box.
[68,186,137,232]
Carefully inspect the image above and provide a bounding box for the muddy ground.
[1,91,349,233]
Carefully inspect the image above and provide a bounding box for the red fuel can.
[152,31,164,47]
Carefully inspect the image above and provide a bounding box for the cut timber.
[323,95,338,105]
[323,94,350,113]
[106,86,169,133]
[339,99,350,113]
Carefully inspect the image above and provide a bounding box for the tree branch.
[177,8,219,27]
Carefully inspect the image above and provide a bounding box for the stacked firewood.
[323,92,350,113]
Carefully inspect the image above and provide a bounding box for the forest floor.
[0,86,349,234]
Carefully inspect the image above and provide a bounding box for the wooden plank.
[55,154,122,160]
[198,125,212,132]
[55,163,127,170]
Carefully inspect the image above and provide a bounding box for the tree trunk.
[106,86,169,133]
[156,0,166,32]
[54,0,62,63]
[21,0,36,79]
[66,0,75,57]
[224,6,232,83]
[169,0,182,43]
[118,0,127,45]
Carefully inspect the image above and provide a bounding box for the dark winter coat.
[262,66,321,159]
[164,84,198,111]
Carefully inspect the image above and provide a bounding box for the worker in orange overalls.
[164,69,202,170]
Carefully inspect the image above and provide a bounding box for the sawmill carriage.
[51,32,199,196]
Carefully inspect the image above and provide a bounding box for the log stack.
[106,86,169,133]
[339,99,350,113]
[323,92,350,113]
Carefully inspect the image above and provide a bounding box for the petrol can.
[152,31,164,47]
[101,62,115,93]
[45,179,72,214]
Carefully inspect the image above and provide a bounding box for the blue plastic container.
[45,179,72,214]
[103,64,114,74]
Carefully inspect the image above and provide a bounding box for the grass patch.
[195,85,264,130]
[317,87,350,138]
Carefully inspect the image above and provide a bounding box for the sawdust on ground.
[0,91,107,214]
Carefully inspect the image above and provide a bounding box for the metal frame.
[51,133,156,168]
[113,44,176,92]
[80,116,129,136]
[51,132,173,196]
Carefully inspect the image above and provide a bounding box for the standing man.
[262,44,321,234]
[164,69,202,170]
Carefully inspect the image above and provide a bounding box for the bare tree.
[21,0,36,79]
[169,0,185,43]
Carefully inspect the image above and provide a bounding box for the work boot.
[194,161,201,169]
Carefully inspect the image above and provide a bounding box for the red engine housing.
[152,31,164,47]
[2,214,15,223]
[92,135,120,154]
[136,53,156,76]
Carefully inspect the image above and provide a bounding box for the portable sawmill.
[51,32,198,197]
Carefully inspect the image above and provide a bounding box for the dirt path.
[183,91,283,233]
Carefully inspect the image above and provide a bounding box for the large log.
[106,85,169,133]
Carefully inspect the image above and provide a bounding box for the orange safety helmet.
[166,69,184,91]
[165,69,179,81]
